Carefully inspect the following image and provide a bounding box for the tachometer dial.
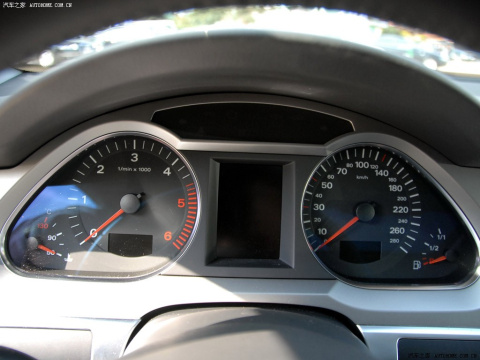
[301,145,478,286]
[7,134,200,278]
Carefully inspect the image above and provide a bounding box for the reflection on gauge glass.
[6,134,200,278]
[301,144,479,287]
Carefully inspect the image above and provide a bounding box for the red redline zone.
[172,184,198,250]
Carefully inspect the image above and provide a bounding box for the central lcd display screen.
[216,163,283,259]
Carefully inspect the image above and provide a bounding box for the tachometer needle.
[423,255,447,266]
[316,216,359,251]
[80,209,124,245]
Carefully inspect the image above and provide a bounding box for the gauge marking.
[397,167,404,175]
[150,143,155,151]
[83,162,90,169]
[159,147,163,155]
[381,154,386,162]
[402,174,408,179]
[393,162,398,169]
[74,232,84,237]
[400,246,408,254]
[124,140,127,149]
[333,155,337,163]
[166,152,171,159]
[182,174,191,179]
[178,166,185,171]
[411,222,420,226]
[114,142,119,151]
[305,191,312,195]
[97,149,103,157]
[387,158,393,166]
[68,197,78,201]
[412,208,422,212]
[407,235,416,241]
[106,145,111,153]
[410,193,419,198]
[409,186,417,191]
[375,151,380,161]
[133,139,136,150]
[346,150,350,159]
[172,158,179,166]
[71,224,79,228]
[362,148,365,158]
[320,165,327,172]
[72,179,81,184]
[68,215,77,219]
[405,242,412,247]
[77,170,85,176]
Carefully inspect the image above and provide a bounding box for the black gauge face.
[7,134,200,278]
[302,145,478,286]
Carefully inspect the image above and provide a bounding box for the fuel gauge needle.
[316,216,359,251]
[423,255,447,266]
[80,209,124,245]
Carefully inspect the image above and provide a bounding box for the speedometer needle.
[80,209,124,245]
[316,216,359,251]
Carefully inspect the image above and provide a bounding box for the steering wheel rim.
[0,0,478,70]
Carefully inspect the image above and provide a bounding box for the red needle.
[423,255,447,266]
[316,216,359,250]
[38,244,56,255]
[80,209,124,245]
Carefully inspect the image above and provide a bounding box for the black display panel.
[108,233,153,257]
[398,339,480,360]
[152,103,353,144]
[216,163,282,259]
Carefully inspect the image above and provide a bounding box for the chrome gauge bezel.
[301,141,480,290]
[0,125,201,281]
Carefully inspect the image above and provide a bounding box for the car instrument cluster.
[2,102,479,288]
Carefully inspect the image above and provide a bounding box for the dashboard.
[1,2,480,359]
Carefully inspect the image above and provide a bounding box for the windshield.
[14,6,480,78]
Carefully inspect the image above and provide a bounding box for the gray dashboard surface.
[123,307,375,360]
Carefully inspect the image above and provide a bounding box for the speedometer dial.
[6,133,200,279]
[302,145,478,287]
